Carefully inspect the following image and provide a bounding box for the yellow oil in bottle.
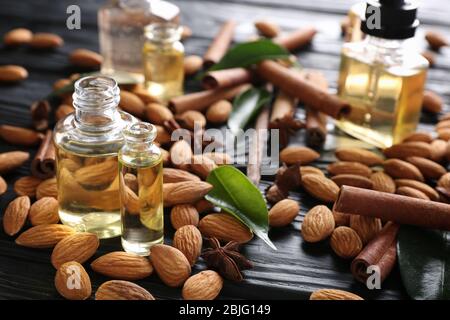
[336,52,427,148]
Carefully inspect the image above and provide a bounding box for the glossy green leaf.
[205,166,276,250]
[228,87,272,135]
[397,225,450,299]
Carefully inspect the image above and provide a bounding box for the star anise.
[201,238,253,282]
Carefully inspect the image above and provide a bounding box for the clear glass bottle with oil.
[143,23,184,103]
[54,76,136,239]
[98,0,180,84]
[119,122,163,256]
[336,0,428,148]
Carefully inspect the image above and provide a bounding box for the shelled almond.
[30,32,64,49]
[280,146,320,165]
[69,49,102,68]
[173,225,203,266]
[51,232,99,268]
[15,224,75,248]
[91,252,153,281]
[182,270,223,300]
[301,205,335,243]
[29,197,59,225]
[3,196,31,236]
[150,244,191,287]
[199,213,253,243]
[3,28,33,46]
[0,65,28,82]
[330,226,362,259]
[55,262,91,300]
[0,125,43,146]
[95,280,154,300]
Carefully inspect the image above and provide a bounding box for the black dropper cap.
[361,0,419,39]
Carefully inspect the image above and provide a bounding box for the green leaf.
[208,39,290,72]
[397,225,450,299]
[205,166,276,250]
[228,87,272,135]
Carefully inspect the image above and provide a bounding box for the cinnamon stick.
[247,105,270,185]
[31,130,56,179]
[30,100,50,131]
[257,60,351,119]
[203,20,237,67]
[351,222,399,284]
[202,68,253,89]
[274,27,317,52]
[169,83,250,114]
[334,186,450,231]
[304,71,328,148]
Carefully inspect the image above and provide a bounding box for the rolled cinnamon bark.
[334,186,450,231]
[169,83,250,114]
[351,222,399,284]
[304,71,328,148]
[274,27,317,52]
[31,130,56,179]
[247,105,270,185]
[203,20,237,67]
[202,68,253,89]
[257,60,351,119]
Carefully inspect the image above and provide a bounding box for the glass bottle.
[98,0,180,84]
[143,23,184,103]
[345,2,366,42]
[54,76,136,239]
[119,122,163,256]
[336,0,428,148]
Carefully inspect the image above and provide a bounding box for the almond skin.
[95,280,154,300]
[170,204,199,230]
[176,110,207,130]
[119,91,146,118]
[51,232,99,269]
[0,65,28,82]
[402,132,433,143]
[91,252,153,281]
[370,171,396,193]
[349,215,382,245]
[163,181,213,207]
[173,225,203,266]
[55,262,91,300]
[255,20,280,38]
[29,196,59,226]
[331,174,373,189]
[335,147,383,166]
[199,213,253,243]
[163,168,200,183]
[430,139,448,162]
[0,176,6,196]
[184,55,203,76]
[437,128,450,141]
[327,161,372,177]
[36,177,58,199]
[0,125,43,146]
[15,224,75,248]
[280,146,320,165]
[395,179,439,201]
[69,49,102,68]
[310,289,363,300]
[330,226,363,259]
[182,270,223,300]
[3,196,30,236]
[170,140,193,170]
[145,103,174,125]
[301,205,335,243]
[0,151,30,174]
[300,166,324,177]
[206,100,232,123]
[383,159,424,181]
[425,30,449,50]
[190,154,217,179]
[397,186,430,200]
[13,176,42,197]
[405,156,446,180]
[438,172,450,189]
[268,199,299,227]
[150,244,191,287]
[30,32,64,49]
[4,28,33,46]
[302,174,339,203]
[383,141,432,159]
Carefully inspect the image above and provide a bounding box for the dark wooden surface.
[0,0,449,300]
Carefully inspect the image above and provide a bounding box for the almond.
[383,141,432,159]
[438,172,450,189]
[170,140,192,170]
[301,205,335,242]
[119,91,146,118]
[203,152,232,165]
[95,280,154,300]
[437,119,450,130]
[145,103,174,125]
[425,30,449,50]
[29,196,59,226]
[56,104,75,120]
[36,177,58,199]
[301,174,339,203]
[254,20,280,38]
[184,55,203,76]
[51,232,99,269]
[430,139,448,162]
[437,128,450,141]
[0,151,30,174]
[335,147,383,166]
[0,125,43,146]
[331,174,373,189]
[383,159,424,181]
[190,154,217,179]
[182,270,223,300]
[163,181,213,207]
[91,251,153,280]
[55,262,91,300]
[13,175,42,197]
[150,244,191,287]
[395,179,439,201]
[327,161,371,177]
[330,226,362,259]
[370,171,396,193]
[131,85,159,104]
[0,65,28,82]
[396,186,429,200]
[3,196,30,236]
[15,224,75,248]
[402,132,433,143]
[198,213,253,243]
[423,90,443,113]
[181,25,193,40]
[176,110,207,130]
[4,28,33,46]
[173,225,203,266]
[310,289,363,300]
[53,78,71,91]
[206,100,232,123]
[349,215,382,245]
[0,176,6,195]
[300,166,324,177]
[69,49,102,68]
[268,199,299,227]
[155,125,171,145]
[280,146,320,165]
[30,32,64,49]
[163,168,200,183]
[405,156,446,180]
[74,160,117,188]
[170,204,199,229]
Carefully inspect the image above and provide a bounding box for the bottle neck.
[123,122,157,152]
[364,35,406,62]
[145,23,181,45]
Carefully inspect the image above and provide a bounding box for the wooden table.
[0,0,449,300]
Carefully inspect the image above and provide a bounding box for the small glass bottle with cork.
[336,0,429,148]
